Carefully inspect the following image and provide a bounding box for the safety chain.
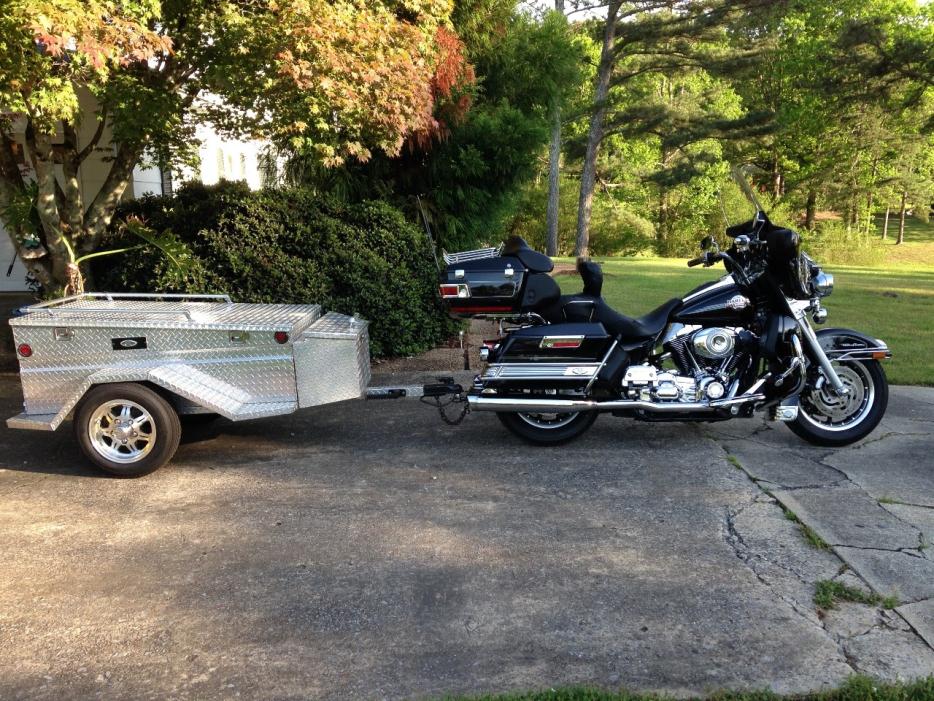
[420,394,470,426]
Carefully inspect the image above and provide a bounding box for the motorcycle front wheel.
[786,359,888,447]
[497,410,597,445]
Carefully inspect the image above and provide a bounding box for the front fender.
[815,327,892,361]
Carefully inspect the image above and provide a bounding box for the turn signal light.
[17,343,32,358]
[274,331,289,344]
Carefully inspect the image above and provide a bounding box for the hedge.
[93,181,456,357]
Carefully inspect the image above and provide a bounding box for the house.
[0,90,271,293]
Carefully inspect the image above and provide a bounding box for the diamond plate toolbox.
[293,312,371,408]
[6,293,370,430]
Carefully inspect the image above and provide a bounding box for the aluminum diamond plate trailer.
[6,293,380,476]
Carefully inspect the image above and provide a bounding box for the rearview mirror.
[700,236,713,250]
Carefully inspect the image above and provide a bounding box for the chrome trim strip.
[539,335,584,349]
[483,362,600,380]
[827,346,892,361]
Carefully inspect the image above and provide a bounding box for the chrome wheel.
[799,361,875,432]
[516,412,581,429]
[88,400,157,464]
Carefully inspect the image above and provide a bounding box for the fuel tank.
[673,277,754,326]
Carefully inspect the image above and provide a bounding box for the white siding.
[0,226,31,292]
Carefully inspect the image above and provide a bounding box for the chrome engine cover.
[623,365,700,403]
[691,327,736,360]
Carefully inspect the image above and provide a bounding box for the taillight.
[439,284,469,299]
[17,343,32,358]
[274,331,289,344]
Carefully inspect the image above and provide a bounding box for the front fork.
[791,304,848,396]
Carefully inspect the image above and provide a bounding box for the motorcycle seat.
[502,236,554,273]
[561,294,681,341]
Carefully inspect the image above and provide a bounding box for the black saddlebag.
[495,322,612,362]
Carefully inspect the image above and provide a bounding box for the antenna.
[415,194,441,273]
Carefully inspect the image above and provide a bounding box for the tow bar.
[365,377,468,425]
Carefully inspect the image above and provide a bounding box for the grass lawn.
[554,256,934,386]
[874,213,934,268]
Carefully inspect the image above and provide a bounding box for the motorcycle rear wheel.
[497,410,597,445]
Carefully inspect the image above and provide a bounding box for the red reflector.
[274,331,289,344]
[455,306,513,313]
[17,343,32,358]
[551,341,582,349]
[439,285,459,296]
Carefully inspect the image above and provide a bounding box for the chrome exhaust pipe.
[466,393,765,414]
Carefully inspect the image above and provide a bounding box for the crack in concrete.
[832,544,926,558]
[711,435,934,666]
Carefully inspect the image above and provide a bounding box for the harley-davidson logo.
[726,295,751,311]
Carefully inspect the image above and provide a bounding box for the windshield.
[718,164,762,230]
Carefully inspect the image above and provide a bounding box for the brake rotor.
[807,365,866,422]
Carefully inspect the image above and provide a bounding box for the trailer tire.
[74,383,181,477]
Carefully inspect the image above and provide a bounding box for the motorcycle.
[434,170,892,446]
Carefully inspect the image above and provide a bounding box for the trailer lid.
[11,293,322,333]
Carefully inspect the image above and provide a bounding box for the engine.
[621,364,728,403]
[619,326,752,403]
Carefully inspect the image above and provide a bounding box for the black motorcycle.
[436,175,891,447]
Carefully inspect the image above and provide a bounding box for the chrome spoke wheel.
[516,411,581,430]
[799,361,875,432]
[88,399,157,464]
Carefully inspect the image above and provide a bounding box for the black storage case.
[441,256,527,315]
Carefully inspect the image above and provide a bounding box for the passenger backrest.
[577,258,603,297]
[520,272,561,310]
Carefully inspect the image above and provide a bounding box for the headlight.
[814,270,834,297]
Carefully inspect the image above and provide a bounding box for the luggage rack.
[20,292,233,321]
[442,245,502,265]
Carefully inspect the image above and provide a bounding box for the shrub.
[93,181,457,357]
[800,222,886,267]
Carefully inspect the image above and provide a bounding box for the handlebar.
[687,252,722,268]
[687,249,749,285]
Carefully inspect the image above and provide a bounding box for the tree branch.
[82,141,143,253]
[76,107,108,164]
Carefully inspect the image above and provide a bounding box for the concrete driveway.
[0,374,932,700]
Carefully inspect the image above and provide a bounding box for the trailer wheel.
[74,383,181,477]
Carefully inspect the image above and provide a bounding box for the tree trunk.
[546,100,561,257]
[0,134,54,290]
[574,0,621,258]
[882,205,890,240]
[897,191,907,245]
[805,189,817,230]
[545,0,565,257]
[658,188,669,249]
[771,155,781,200]
[80,141,142,254]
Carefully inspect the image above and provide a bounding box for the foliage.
[0,0,458,293]
[801,223,886,268]
[509,175,653,256]
[813,580,898,610]
[93,182,456,357]
[289,6,586,252]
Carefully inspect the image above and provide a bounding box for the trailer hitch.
[421,377,469,426]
